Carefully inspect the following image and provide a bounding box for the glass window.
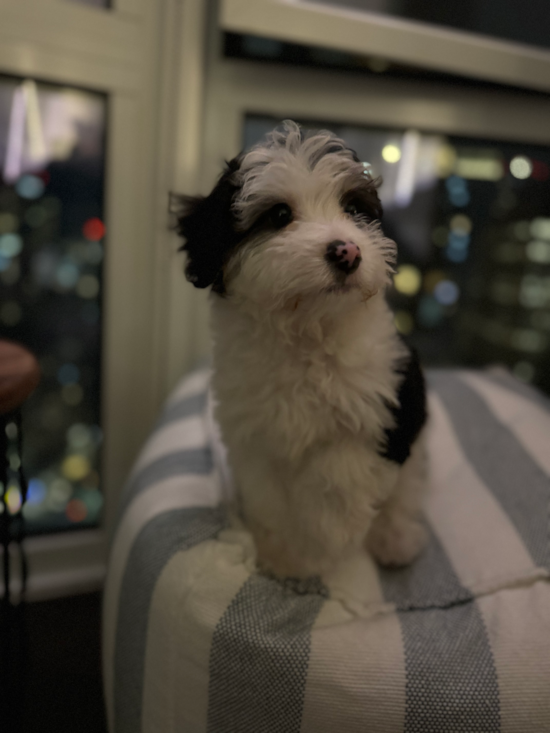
[244,115,550,393]
[308,0,550,51]
[0,76,106,534]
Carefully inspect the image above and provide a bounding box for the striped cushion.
[103,369,550,733]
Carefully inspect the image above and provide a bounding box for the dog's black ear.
[170,156,242,291]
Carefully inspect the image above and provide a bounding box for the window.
[0,0,175,598]
[1,76,106,533]
[309,0,550,51]
[220,0,550,93]
[244,115,550,393]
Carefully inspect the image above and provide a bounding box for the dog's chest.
[215,336,394,456]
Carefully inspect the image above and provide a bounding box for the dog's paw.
[366,513,427,568]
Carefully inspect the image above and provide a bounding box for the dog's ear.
[170,156,242,291]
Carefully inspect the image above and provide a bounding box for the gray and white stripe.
[103,369,550,733]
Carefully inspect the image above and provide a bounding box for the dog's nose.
[325,240,361,274]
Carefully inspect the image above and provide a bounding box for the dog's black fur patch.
[171,156,243,293]
[380,345,427,465]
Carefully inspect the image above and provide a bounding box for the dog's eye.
[269,203,293,229]
[344,201,359,216]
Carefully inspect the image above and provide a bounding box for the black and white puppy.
[173,121,428,579]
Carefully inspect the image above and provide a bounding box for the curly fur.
[174,121,428,578]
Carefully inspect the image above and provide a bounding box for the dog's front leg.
[238,440,399,579]
[366,431,428,567]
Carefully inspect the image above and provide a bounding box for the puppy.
[173,121,428,579]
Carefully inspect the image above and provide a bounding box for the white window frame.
[1,0,209,600]
[220,0,550,94]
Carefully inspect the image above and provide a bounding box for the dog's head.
[172,121,396,310]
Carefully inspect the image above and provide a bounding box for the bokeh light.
[394,264,421,296]
[434,280,460,305]
[449,213,472,235]
[510,156,532,180]
[66,423,93,450]
[62,454,90,481]
[526,240,550,263]
[82,217,106,241]
[6,486,22,514]
[56,261,79,289]
[0,232,23,257]
[446,231,470,262]
[27,479,47,505]
[66,499,88,523]
[394,310,414,335]
[382,144,401,163]
[530,218,550,240]
[16,174,45,199]
[48,478,73,511]
[445,176,470,207]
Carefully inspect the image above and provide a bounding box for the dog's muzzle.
[325,240,362,275]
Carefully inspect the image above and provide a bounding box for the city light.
[62,454,90,481]
[455,157,503,181]
[16,174,45,199]
[83,217,106,241]
[0,232,23,257]
[449,213,472,235]
[434,280,460,306]
[510,156,533,180]
[445,175,470,207]
[526,240,550,263]
[530,218,550,240]
[382,144,401,163]
[66,499,88,523]
[394,310,414,335]
[6,486,22,514]
[393,264,421,295]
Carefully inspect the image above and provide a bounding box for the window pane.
[308,0,550,51]
[0,76,106,534]
[244,115,550,394]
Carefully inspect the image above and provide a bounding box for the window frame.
[220,0,550,94]
[0,0,196,600]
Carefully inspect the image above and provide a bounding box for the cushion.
[103,368,550,733]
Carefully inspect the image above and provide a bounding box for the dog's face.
[173,121,396,311]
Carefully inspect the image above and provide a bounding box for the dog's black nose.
[325,240,361,274]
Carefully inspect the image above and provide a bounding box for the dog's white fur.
[209,122,427,578]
